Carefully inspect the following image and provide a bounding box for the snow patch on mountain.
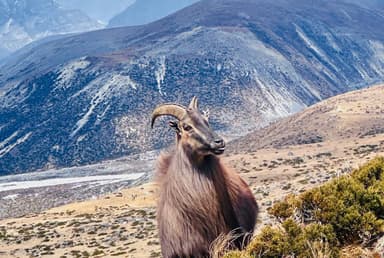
[241,29,322,100]
[155,56,166,96]
[254,76,300,118]
[370,40,384,76]
[0,131,18,150]
[0,173,145,192]
[57,57,91,87]
[70,73,139,137]
[294,24,339,73]
[0,132,32,158]
[324,31,341,52]
[0,82,36,109]
[71,76,114,137]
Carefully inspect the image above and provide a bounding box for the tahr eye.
[183,125,193,131]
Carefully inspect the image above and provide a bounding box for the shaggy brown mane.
[152,97,258,258]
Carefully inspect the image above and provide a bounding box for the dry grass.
[307,240,334,258]
[341,245,382,258]
[210,230,253,258]
[0,183,160,258]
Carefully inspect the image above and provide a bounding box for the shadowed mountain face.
[1,0,384,174]
[341,0,384,10]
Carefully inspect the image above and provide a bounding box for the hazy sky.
[55,0,135,24]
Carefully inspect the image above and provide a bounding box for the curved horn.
[188,96,199,110]
[151,104,187,128]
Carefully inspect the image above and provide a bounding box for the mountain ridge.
[1,0,384,174]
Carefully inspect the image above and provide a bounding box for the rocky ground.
[227,134,384,230]
[0,183,159,258]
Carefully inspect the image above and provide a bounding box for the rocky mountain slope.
[341,0,384,11]
[1,84,384,257]
[108,0,199,27]
[1,0,384,174]
[0,0,102,59]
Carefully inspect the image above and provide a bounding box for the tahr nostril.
[214,139,224,145]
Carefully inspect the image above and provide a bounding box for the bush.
[270,157,384,245]
[223,157,384,257]
[243,220,339,258]
[267,195,295,221]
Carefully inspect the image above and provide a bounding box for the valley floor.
[1,132,384,257]
[0,155,154,219]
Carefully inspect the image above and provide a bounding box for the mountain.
[229,84,384,152]
[1,0,384,174]
[56,0,135,24]
[108,0,199,27]
[0,0,103,58]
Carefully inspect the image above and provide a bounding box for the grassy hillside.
[229,84,384,152]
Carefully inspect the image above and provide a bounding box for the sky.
[55,0,135,24]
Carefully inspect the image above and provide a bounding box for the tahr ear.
[202,108,210,121]
[189,96,199,110]
[169,120,180,134]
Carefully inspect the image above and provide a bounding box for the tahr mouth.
[212,147,225,155]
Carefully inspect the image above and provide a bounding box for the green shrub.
[247,225,290,258]
[270,157,384,245]
[267,195,295,221]
[222,250,252,258]
[223,157,384,257]
[244,220,339,258]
